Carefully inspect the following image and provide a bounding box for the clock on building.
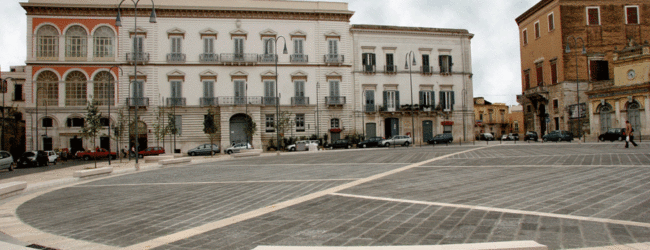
[627,69,636,80]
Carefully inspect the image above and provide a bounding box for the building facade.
[516,0,650,139]
[1,66,27,157]
[473,97,509,138]
[19,0,474,152]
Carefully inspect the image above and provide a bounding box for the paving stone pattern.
[153,195,649,250]
[17,181,349,247]
[436,153,650,166]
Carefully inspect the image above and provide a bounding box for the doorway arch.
[599,103,613,134]
[230,114,252,145]
[627,101,641,133]
[129,120,148,151]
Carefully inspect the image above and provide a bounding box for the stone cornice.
[350,25,473,39]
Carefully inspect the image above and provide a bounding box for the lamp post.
[116,0,157,168]
[462,88,467,142]
[565,36,586,141]
[107,66,123,165]
[405,51,417,146]
[266,36,288,154]
[316,81,320,141]
[1,77,14,151]
[35,86,48,151]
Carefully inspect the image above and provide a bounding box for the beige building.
[473,97,509,138]
[0,66,27,157]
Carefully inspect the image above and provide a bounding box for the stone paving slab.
[152,195,649,250]
[446,144,649,159]
[435,153,650,166]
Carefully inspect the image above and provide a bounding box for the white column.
[588,101,595,137]
[615,100,621,127]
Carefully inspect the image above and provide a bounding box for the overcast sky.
[0,0,538,105]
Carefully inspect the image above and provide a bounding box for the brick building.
[516,0,650,139]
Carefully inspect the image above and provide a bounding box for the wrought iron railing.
[364,104,377,112]
[166,53,186,62]
[263,96,278,106]
[363,64,376,73]
[166,97,186,107]
[220,53,258,63]
[324,54,344,64]
[200,97,219,107]
[218,96,263,106]
[421,66,433,74]
[325,96,346,105]
[126,52,149,63]
[127,97,149,107]
[291,97,309,106]
[290,54,308,63]
[385,65,397,73]
[258,54,277,63]
[199,53,218,62]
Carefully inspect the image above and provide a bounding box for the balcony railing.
[65,99,87,107]
[291,97,309,106]
[363,64,376,74]
[218,96,263,106]
[385,65,397,74]
[200,53,219,63]
[290,54,308,63]
[166,97,186,107]
[167,53,186,62]
[380,105,400,112]
[200,97,219,107]
[127,97,149,107]
[421,66,433,75]
[364,104,377,112]
[220,53,258,64]
[263,97,279,106]
[259,54,277,63]
[325,96,346,106]
[126,52,150,63]
[324,54,344,64]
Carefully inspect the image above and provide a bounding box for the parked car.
[357,137,384,148]
[225,143,252,154]
[501,134,510,141]
[139,147,166,157]
[76,148,117,161]
[509,133,520,141]
[428,133,454,144]
[287,140,319,151]
[523,131,538,141]
[599,128,626,142]
[379,135,412,147]
[478,133,495,141]
[329,139,353,149]
[542,130,574,142]
[188,144,220,156]
[0,150,16,171]
[17,151,48,168]
[45,150,59,165]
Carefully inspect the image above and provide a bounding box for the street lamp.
[405,51,417,146]
[116,0,157,168]
[107,66,123,165]
[266,36,288,154]
[1,77,14,151]
[565,36,586,141]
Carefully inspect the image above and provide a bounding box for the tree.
[203,108,219,157]
[112,109,127,161]
[80,99,102,168]
[276,111,292,149]
[153,107,166,148]
[244,115,256,148]
[165,112,178,153]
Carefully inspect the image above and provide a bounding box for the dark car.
[17,150,48,168]
[478,133,494,141]
[187,144,220,156]
[599,128,626,142]
[523,131,538,141]
[329,139,353,149]
[428,133,453,144]
[542,130,574,142]
[357,137,383,148]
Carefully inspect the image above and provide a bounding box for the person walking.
[625,120,638,148]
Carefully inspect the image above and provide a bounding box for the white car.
[379,135,412,147]
[0,150,16,171]
[287,140,320,151]
[225,143,253,154]
[45,151,59,165]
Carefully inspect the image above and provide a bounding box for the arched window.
[628,101,641,133]
[93,72,114,106]
[65,25,87,59]
[42,117,53,128]
[36,25,59,60]
[599,103,613,134]
[65,71,87,106]
[93,26,115,59]
[36,71,59,106]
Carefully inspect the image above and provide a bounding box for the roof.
[515,0,554,25]
[351,24,472,38]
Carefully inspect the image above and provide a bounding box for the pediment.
[166,69,186,77]
[167,27,186,35]
[290,30,307,37]
[129,27,147,34]
[260,70,277,77]
[259,28,277,36]
[230,70,249,77]
[230,28,248,36]
[200,28,218,35]
[325,71,342,78]
[290,70,308,77]
[324,30,341,37]
[128,70,147,76]
[200,70,217,77]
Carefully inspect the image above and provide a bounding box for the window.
[65,71,87,106]
[587,7,600,25]
[479,114,483,120]
[67,118,85,127]
[295,114,305,132]
[534,21,540,38]
[234,37,244,59]
[203,37,214,54]
[328,39,338,55]
[590,60,609,81]
[362,53,376,72]
[266,114,275,132]
[383,90,399,111]
[365,90,375,112]
[170,80,182,106]
[36,71,58,106]
[65,26,87,59]
[294,80,305,97]
[42,118,53,127]
[329,80,340,97]
[553,99,559,111]
[554,117,559,130]
[422,54,431,73]
[331,118,340,128]
[550,60,558,84]
[527,105,532,113]
[234,80,246,105]
[548,13,555,31]
[293,38,304,55]
[439,55,453,73]
[536,63,544,86]
[203,80,214,97]
[522,29,528,45]
[262,38,275,62]
[168,36,184,62]
[514,121,519,132]
[524,70,530,90]
[419,91,435,108]
[132,80,144,98]
[93,26,114,59]
[174,115,182,135]
[100,118,110,127]
[626,6,639,24]
[386,53,395,72]
[14,83,23,101]
[93,71,115,106]
[439,91,455,111]
[264,80,276,105]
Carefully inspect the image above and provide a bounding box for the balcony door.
[384,91,398,112]
[365,90,375,112]
[264,80,276,105]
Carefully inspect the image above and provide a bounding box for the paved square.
[8,143,650,249]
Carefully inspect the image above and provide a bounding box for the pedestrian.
[625,120,638,148]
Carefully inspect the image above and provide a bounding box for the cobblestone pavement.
[9,144,650,249]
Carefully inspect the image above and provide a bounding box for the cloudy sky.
[0,0,538,105]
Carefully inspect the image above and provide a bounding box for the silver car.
[287,140,320,151]
[225,143,253,154]
[0,150,16,171]
[45,150,59,165]
[380,135,412,147]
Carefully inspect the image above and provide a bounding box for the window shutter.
[450,91,455,111]
[362,53,368,65]
[430,91,435,108]
[449,56,453,73]
[439,55,443,71]
[439,91,445,109]
[395,91,400,110]
[419,91,424,106]
[383,91,387,108]
[371,54,376,66]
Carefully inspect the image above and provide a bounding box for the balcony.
[167,53,186,63]
[421,66,433,75]
[291,97,309,106]
[200,53,219,63]
[364,104,377,113]
[166,97,186,107]
[363,64,376,74]
[324,54,344,65]
[218,96,262,106]
[263,97,278,106]
[127,97,149,107]
[200,97,219,107]
[259,54,277,63]
[523,85,549,102]
[126,52,150,64]
[385,65,397,74]
[380,105,400,112]
[290,54,308,63]
[325,96,346,106]
[220,53,258,65]
[65,99,87,107]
